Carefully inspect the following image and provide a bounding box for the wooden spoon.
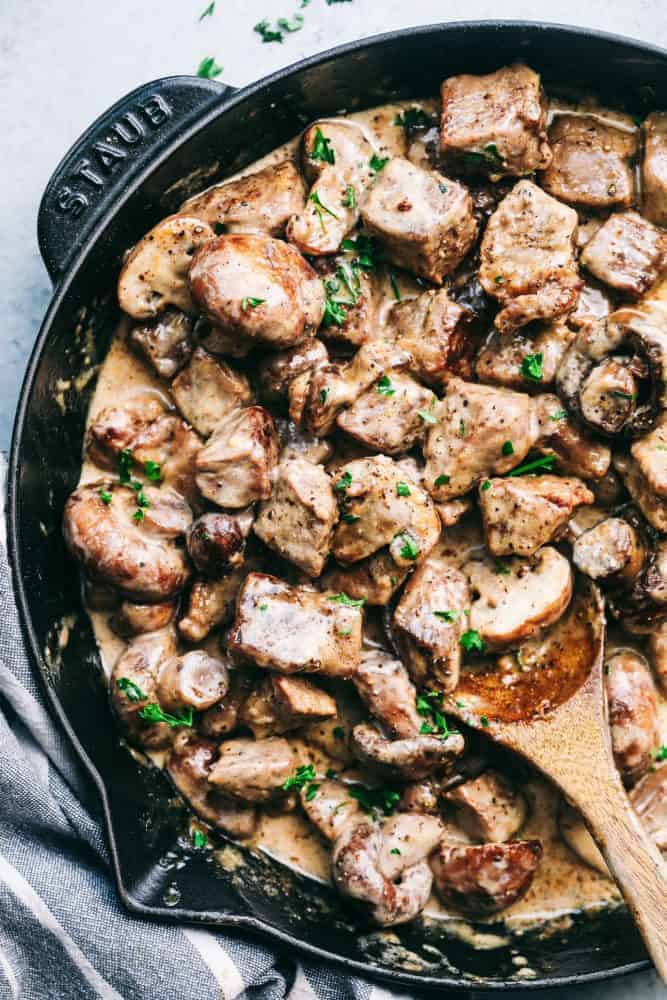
[443,581,667,982]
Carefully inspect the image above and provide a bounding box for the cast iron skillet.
[8,21,667,993]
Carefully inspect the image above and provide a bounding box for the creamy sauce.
[78,97,664,935]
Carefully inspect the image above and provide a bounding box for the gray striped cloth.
[0,466,661,1000]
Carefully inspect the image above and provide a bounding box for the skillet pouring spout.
[445,581,667,982]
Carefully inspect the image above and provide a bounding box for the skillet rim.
[8,19,666,992]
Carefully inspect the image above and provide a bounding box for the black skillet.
[8,21,667,994]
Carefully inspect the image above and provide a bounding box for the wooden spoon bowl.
[444,580,667,981]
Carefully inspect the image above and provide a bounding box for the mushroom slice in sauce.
[110,628,178,750]
[118,215,215,319]
[649,622,667,697]
[572,516,645,587]
[157,650,229,715]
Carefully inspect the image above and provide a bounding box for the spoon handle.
[570,770,667,982]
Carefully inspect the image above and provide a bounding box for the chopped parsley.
[494,560,510,575]
[283,763,316,791]
[132,508,145,523]
[397,533,419,561]
[325,768,337,779]
[118,449,133,485]
[333,726,346,739]
[196,56,223,78]
[138,703,193,727]
[481,480,491,491]
[434,610,458,623]
[259,603,268,611]
[494,275,504,284]
[396,482,411,497]
[434,474,450,486]
[455,699,466,709]
[376,375,395,397]
[213,222,226,235]
[652,746,667,762]
[99,488,113,505]
[340,234,382,271]
[460,629,485,654]
[416,690,459,741]
[322,296,347,327]
[502,440,514,456]
[520,353,544,382]
[549,409,568,422]
[241,296,265,311]
[341,512,360,524]
[507,454,557,477]
[417,409,437,425]
[611,391,637,401]
[305,783,320,801]
[389,273,401,301]
[369,154,389,173]
[327,592,365,607]
[463,143,504,169]
[192,829,208,849]
[480,715,490,728]
[338,627,352,637]
[144,461,162,481]
[349,785,401,817]
[116,677,146,702]
[310,127,335,164]
[342,185,356,208]
[335,470,352,492]
[459,420,466,436]
[254,14,304,43]
[319,387,329,403]
[198,1,215,19]
[390,847,402,855]
[310,190,339,232]
[394,107,431,131]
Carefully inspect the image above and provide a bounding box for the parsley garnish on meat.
[333,726,345,739]
[394,107,431,132]
[335,471,352,492]
[342,185,356,208]
[118,449,133,485]
[494,560,510,575]
[116,678,146,702]
[390,847,402,855]
[322,296,347,327]
[389,272,401,301]
[192,829,208,849]
[144,461,161,481]
[417,409,437,425]
[349,785,401,816]
[434,610,458,622]
[241,296,266,311]
[283,764,319,802]
[376,375,395,397]
[310,127,335,164]
[196,56,223,78]
[369,154,389,173]
[319,387,329,403]
[99,488,113,505]
[652,746,667,762]
[341,512,360,523]
[416,690,459,740]
[480,715,490,728]
[520,353,544,382]
[481,480,491,491]
[434,474,450,486]
[340,234,382,270]
[502,440,514,456]
[198,2,215,19]
[396,482,411,497]
[327,592,365,607]
[138,704,193,727]
[310,191,339,232]
[397,533,419,560]
[612,391,637,400]
[549,409,568,421]
[463,143,504,168]
[507,454,557,477]
[460,629,485,653]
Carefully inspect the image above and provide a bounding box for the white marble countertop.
[1,2,666,996]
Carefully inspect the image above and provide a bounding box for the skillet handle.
[37,75,236,283]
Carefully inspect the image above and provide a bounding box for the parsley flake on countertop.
[196,56,223,78]
[198,2,215,19]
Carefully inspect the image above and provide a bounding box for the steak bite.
[535,394,611,480]
[229,573,363,677]
[424,378,540,501]
[359,158,478,284]
[129,309,195,379]
[184,160,307,237]
[392,556,469,693]
[430,839,543,916]
[614,453,667,534]
[479,475,594,557]
[642,112,667,226]
[241,674,337,738]
[580,212,666,298]
[351,723,465,781]
[195,405,279,508]
[353,649,423,739]
[445,771,527,843]
[331,456,441,569]
[189,234,325,350]
[540,114,637,209]
[476,322,576,391]
[171,347,253,437]
[111,629,178,750]
[439,64,551,177]
[321,550,409,607]
[259,338,329,408]
[479,180,581,334]
[208,737,296,802]
[386,289,474,387]
[605,651,659,787]
[253,457,338,577]
[336,372,435,455]
[465,547,573,650]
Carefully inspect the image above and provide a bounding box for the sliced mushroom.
[63,483,191,602]
[572,516,645,587]
[186,512,247,577]
[299,778,365,841]
[613,453,667,534]
[112,598,178,637]
[430,839,543,916]
[649,621,667,696]
[465,547,573,651]
[189,234,325,350]
[157,650,229,715]
[605,650,659,787]
[611,538,667,633]
[118,215,214,319]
